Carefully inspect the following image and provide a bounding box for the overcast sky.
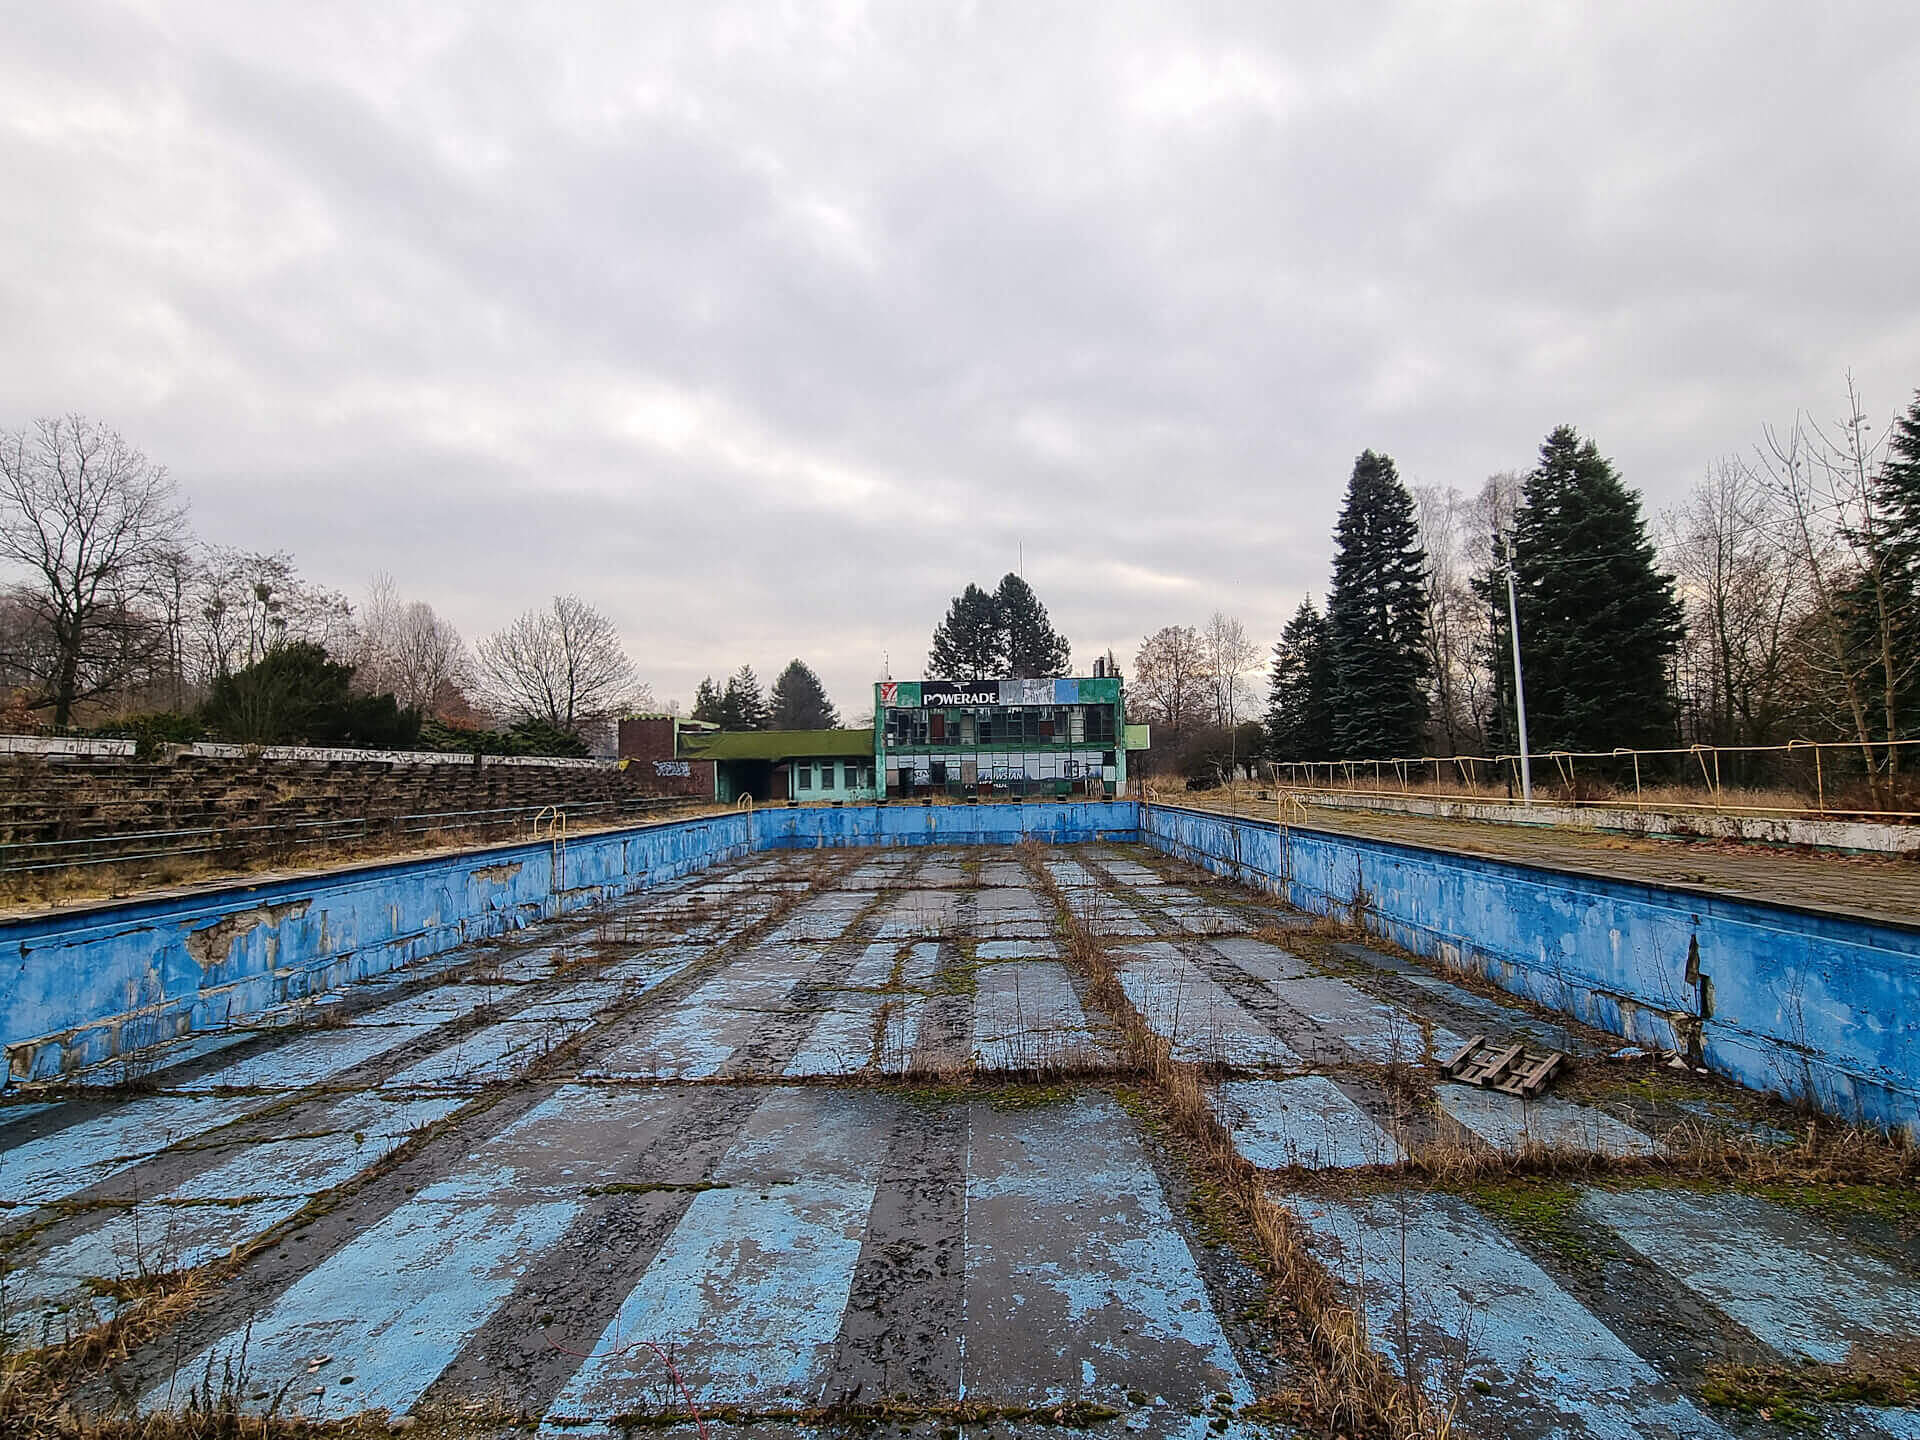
[4,2,1918,715]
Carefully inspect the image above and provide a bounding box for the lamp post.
[1504,533,1533,805]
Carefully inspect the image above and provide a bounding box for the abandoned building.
[876,675,1148,799]
[619,676,1151,802]
[617,714,876,803]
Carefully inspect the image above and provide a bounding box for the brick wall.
[616,717,715,797]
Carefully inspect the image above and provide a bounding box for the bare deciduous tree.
[477,594,641,732]
[355,573,470,712]
[1130,624,1209,742]
[1414,484,1490,754]
[1202,610,1262,786]
[1750,375,1908,795]
[1202,611,1260,730]
[1661,458,1805,753]
[0,416,188,725]
[192,547,354,683]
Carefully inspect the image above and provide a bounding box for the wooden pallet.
[1440,1034,1565,1098]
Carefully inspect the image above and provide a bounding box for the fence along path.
[1268,736,1920,820]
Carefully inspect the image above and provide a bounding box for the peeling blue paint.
[4,812,756,1082]
[963,1092,1251,1411]
[8,1092,461,1331]
[148,1194,576,1418]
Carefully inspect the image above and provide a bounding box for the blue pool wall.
[6,798,1916,1140]
[0,802,1130,1081]
[1139,801,1920,1140]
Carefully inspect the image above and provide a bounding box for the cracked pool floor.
[2,843,1916,1439]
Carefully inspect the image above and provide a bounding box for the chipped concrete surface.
[3,841,1916,1438]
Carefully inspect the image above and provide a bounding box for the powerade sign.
[921,680,1004,705]
[888,678,1101,707]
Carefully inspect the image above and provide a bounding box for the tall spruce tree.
[1852,389,1920,741]
[719,664,768,730]
[691,675,724,724]
[927,583,1005,678]
[1873,390,1920,572]
[768,659,839,729]
[1325,451,1431,756]
[1265,598,1335,761]
[996,572,1071,678]
[1507,425,1683,751]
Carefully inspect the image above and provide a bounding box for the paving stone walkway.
[2,844,1915,1438]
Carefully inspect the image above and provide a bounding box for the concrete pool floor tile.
[1219,1076,1404,1170]
[0,1094,265,1206]
[962,1093,1252,1417]
[170,1021,444,1092]
[1202,935,1314,985]
[1434,1082,1657,1157]
[970,960,1106,1071]
[1264,973,1457,1066]
[380,1016,591,1088]
[1577,1188,1920,1365]
[1114,945,1301,1069]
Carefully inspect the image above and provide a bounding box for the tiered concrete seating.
[0,752,684,872]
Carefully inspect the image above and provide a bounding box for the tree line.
[1136,376,1920,798]
[0,415,651,753]
[689,660,841,731]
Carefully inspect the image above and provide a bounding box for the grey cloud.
[3,1,1917,713]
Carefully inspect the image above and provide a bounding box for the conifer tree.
[768,658,839,730]
[996,572,1071,678]
[1849,389,1920,741]
[1873,390,1920,573]
[927,583,1005,678]
[1265,598,1335,761]
[1325,451,1431,756]
[719,664,768,730]
[691,675,724,724]
[1507,425,1683,751]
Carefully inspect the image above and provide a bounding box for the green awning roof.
[680,727,874,761]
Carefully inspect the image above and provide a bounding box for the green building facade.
[874,676,1147,799]
[680,728,878,803]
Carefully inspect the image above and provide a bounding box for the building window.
[797,764,813,791]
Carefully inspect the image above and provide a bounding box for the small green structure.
[679,727,878,803]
